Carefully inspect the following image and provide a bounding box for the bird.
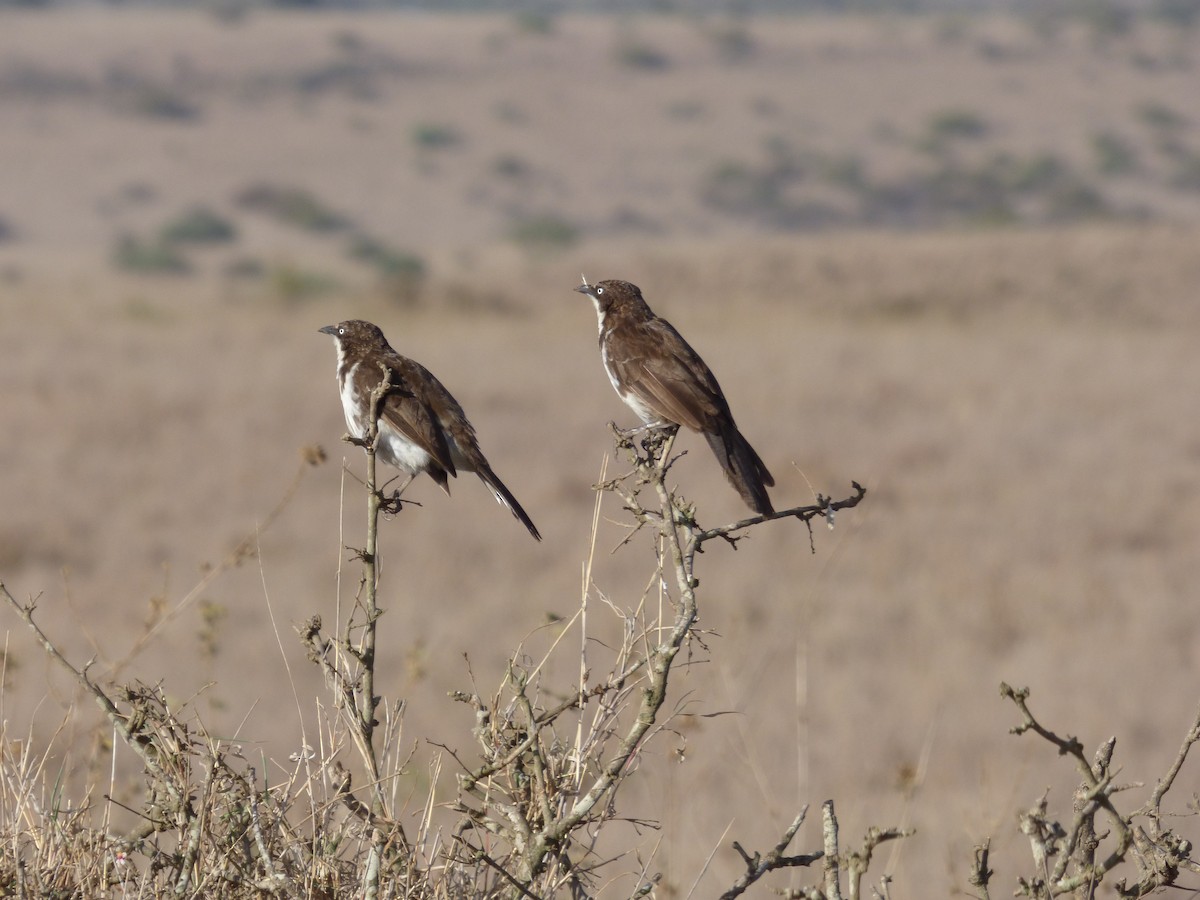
[319,319,541,540]
[573,278,775,515]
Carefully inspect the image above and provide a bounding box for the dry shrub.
[0,414,1195,897]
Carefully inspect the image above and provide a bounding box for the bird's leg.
[379,473,417,515]
[386,473,416,494]
[611,420,679,467]
[615,420,672,440]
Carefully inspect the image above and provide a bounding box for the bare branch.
[1145,701,1200,824]
[0,584,187,816]
[969,839,993,900]
[995,682,1200,898]
[693,481,868,549]
[719,807,821,899]
[822,800,844,900]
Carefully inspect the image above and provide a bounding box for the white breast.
[375,429,433,474]
[600,333,656,424]
[339,361,365,435]
[599,337,621,396]
[589,295,606,334]
[339,360,432,475]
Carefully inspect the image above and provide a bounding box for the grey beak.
[319,325,338,335]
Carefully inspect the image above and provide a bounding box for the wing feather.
[608,317,726,431]
[369,361,458,476]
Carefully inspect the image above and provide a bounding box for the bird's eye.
[338,327,345,335]
[596,286,604,295]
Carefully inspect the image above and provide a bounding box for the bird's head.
[573,278,643,315]
[319,319,388,347]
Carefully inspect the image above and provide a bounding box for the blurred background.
[1,0,1199,894]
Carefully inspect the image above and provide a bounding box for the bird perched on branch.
[574,278,775,515]
[319,319,541,540]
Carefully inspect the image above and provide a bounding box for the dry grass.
[1,416,1197,896]
[0,434,888,897]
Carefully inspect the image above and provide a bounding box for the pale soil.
[0,10,1199,895]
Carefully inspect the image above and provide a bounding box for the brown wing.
[608,316,730,433]
[401,361,480,469]
[400,361,543,540]
[370,357,458,477]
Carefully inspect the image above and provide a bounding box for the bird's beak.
[573,283,593,296]
[319,325,338,336]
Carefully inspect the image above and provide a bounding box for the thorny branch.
[299,364,414,899]
[996,683,1200,898]
[445,425,879,893]
[0,580,336,892]
[0,583,189,818]
[719,807,821,899]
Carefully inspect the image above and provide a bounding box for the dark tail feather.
[705,424,775,515]
[475,465,543,541]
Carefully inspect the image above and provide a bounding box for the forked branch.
[994,683,1200,898]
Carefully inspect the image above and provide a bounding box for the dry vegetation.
[0,7,1199,898]
[0,429,884,896]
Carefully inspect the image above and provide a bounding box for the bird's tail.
[705,424,775,516]
[475,464,543,541]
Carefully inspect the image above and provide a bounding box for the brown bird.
[574,279,775,515]
[319,319,541,540]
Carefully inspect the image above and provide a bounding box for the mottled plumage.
[320,319,541,540]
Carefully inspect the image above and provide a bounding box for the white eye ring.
[596,286,604,295]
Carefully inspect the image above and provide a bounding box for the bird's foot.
[639,423,680,460]
[378,474,418,516]
[379,490,421,516]
[612,420,674,440]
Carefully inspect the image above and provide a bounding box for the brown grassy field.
[1,8,1199,895]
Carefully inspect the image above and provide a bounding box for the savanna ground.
[1,7,1199,896]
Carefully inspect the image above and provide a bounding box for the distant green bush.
[411,123,462,150]
[922,108,989,149]
[1091,131,1139,175]
[1154,0,1200,26]
[269,263,339,304]
[347,235,426,281]
[818,153,868,192]
[223,257,266,280]
[113,233,191,275]
[994,152,1067,192]
[1135,101,1187,132]
[613,34,671,70]
[857,152,1109,227]
[160,207,237,244]
[508,214,579,249]
[235,184,351,232]
[512,11,556,35]
[700,160,779,216]
[125,85,201,122]
[703,19,756,61]
[1073,0,1136,38]
[1044,180,1108,219]
[491,154,530,179]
